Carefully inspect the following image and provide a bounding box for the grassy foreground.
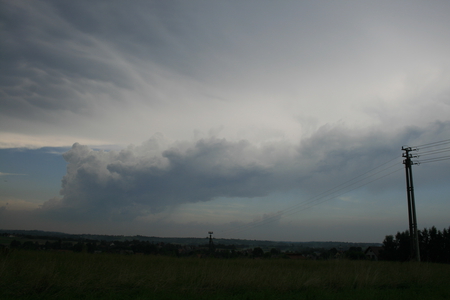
[1,250,450,299]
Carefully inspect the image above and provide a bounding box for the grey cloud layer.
[2,0,450,146]
[38,122,450,221]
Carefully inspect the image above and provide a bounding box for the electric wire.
[409,139,450,164]
[412,139,450,150]
[224,166,404,236]
[220,155,402,237]
[417,156,450,164]
[221,159,400,236]
[221,138,449,238]
[417,147,450,156]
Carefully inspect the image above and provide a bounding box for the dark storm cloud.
[37,121,450,221]
[46,0,202,73]
[40,136,295,220]
[0,0,199,120]
[0,0,369,119]
[2,0,450,149]
[0,1,120,119]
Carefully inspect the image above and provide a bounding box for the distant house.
[365,246,383,261]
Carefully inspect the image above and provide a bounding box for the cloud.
[2,1,450,241]
[37,121,450,222]
[2,0,450,149]
[39,135,298,221]
[0,0,211,119]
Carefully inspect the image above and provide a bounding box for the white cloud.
[35,122,450,223]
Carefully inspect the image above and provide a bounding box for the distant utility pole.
[208,231,214,254]
[402,146,421,262]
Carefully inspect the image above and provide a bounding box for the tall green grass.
[1,250,449,299]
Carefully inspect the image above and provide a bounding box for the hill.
[0,229,380,251]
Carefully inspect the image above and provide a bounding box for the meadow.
[1,250,449,300]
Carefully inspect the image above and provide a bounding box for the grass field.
[1,250,449,299]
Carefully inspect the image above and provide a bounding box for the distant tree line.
[0,232,380,261]
[7,239,180,255]
[380,226,450,263]
[4,236,368,260]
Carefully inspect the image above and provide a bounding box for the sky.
[1,0,450,243]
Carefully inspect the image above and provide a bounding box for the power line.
[220,155,402,237]
[224,167,403,236]
[221,138,448,239]
[418,156,450,164]
[411,138,450,149]
[222,162,400,236]
[411,140,450,164]
[418,147,450,156]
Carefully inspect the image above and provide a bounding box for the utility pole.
[208,231,214,255]
[402,146,420,262]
